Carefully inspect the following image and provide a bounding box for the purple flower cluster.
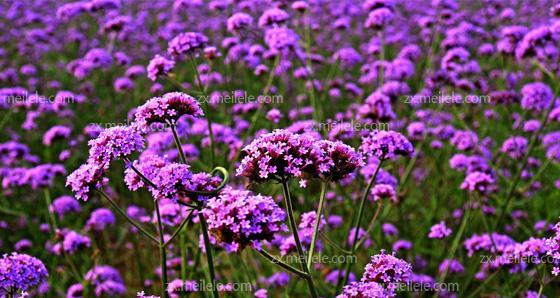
[147,54,175,81]
[135,92,204,127]
[428,221,452,239]
[167,32,209,57]
[202,187,286,252]
[85,265,126,297]
[0,253,48,294]
[360,130,414,161]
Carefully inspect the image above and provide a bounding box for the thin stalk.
[198,213,219,298]
[189,55,216,168]
[256,249,308,279]
[162,209,195,248]
[97,190,159,244]
[355,202,383,250]
[154,200,169,298]
[281,180,319,298]
[306,181,328,270]
[342,161,383,286]
[170,123,188,164]
[43,189,58,234]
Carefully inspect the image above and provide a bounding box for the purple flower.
[337,281,391,298]
[450,130,478,151]
[84,48,113,68]
[202,187,286,252]
[365,8,394,30]
[50,195,81,218]
[521,82,553,112]
[545,218,560,275]
[66,163,108,201]
[0,253,48,294]
[358,92,395,123]
[370,184,397,202]
[43,125,72,146]
[236,130,317,183]
[227,13,253,34]
[311,140,362,181]
[360,130,414,160]
[167,32,208,57]
[87,125,144,170]
[258,8,289,27]
[500,136,528,159]
[428,221,452,239]
[460,171,495,194]
[438,259,464,274]
[85,265,126,297]
[147,55,175,81]
[135,92,204,127]
[361,250,412,291]
[264,27,299,50]
[86,208,116,231]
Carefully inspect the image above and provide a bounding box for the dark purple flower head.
[135,92,203,127]
[227,12,253,34]
[337,281,390,298]
[521,82,553,112]
[460,171,496,194]
[87,125,144,170]
[258,8,289,27]
[66,163,108,201]
[450,130,478,151]
[202,187,287,252]
[84,48,113,68]
[311,140,362,181]
[428,221,452,239]
[360,130,414,160]
[358,92,395,123]
[264,27,299,50]
[86,208,116,231]
[85,265,126,297]
[147,55,175,81]
[168,32,209,57]
[361,250,412,290]
[500,136,528,159]
[370,184,397,202]
[43,125,72,146]
[237,130,317,183]
[50,195,81,218]
[365,8,394,30]
[0,253,48,294]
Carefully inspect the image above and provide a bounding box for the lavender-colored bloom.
[227,13,253,33]
[334,48,363,68]
[84,48,113,68]
[365,8,394,30]
[43,125,72,146]
[86,208,116,231]
[0,253,48,294]
[264,27,299,50]
[362,250,412,291]
[392,239,412,251]
[135,92,203,127]
[521,82,553,112]
[326,270,356,285]
[202,187,286,252]
[236,130,317,183]
[360,130,414,160]
[50,195,81,218]
[168,32,208,57]
[428,221,452,239]
[460,171,495,194]
[545,218,560,275]
[66,163,108,201]
[438,259,464,274]
[358,92,395,123]
[258,8,289,27]
[147,55,175,81]
[348,227,372,248]
[337,281,390,298]
[311,140,362,181]
[114,77,134,92]
[87,125,144,170]
[500,136,528,159]
[85,265,126,297]
[67,283,84,298]
[450,130,478,151]
[370,184,397,202]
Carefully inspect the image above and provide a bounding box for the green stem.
[43,189,58,234]
[281,180,319,298]
[154,200,169,298]
[355,202,382,250]
[306,181,327,270]
[97,190,159,244]
[170,123,188,164]
[162,209,195,248]
[256,249,308,279]
[198,212,219,298]
[342,161,383,286]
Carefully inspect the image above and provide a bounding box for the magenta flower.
[135,92,203,127]
[428,221,452,239]
[360,130,414,160]
[0,253,48,294]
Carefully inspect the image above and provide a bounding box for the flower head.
[168,32,208,57]
[362,251,412,290]
[0,253,48,294]
[360,130,414,160]
[135,92,203,127]
[147,55,175,81]
[202,187,287,252]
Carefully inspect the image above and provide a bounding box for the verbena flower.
[202,187,287,252]
[500,136,528,159]
[85,265,126,297]
[311,140,362,181]
[460,171,496,194]
[66,162,108,201]
[87,125,145,170]
[135,92,204,127]
[147,54,175,81]
[50,195,81,218]
[360,130,414,160]
[167,32,208,57]
[428,221,452,239]
[86,208,116,231]
[337,281,391,298]
[520,82,553,112]
[0,253,48,294]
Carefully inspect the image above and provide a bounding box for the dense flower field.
[2,0,560,297]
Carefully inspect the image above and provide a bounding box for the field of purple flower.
[2,0,560,297]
